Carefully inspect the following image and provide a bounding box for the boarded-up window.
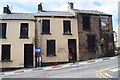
[82,16,91,30]
[87,35,96,50]
[2,45,11,61]
[20,23,29,38]
[47,40,56,56]
[63,20,71,34]
[0,23,7,38]
[42,20,50,34]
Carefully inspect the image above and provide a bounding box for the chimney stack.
[38,3,42,11]
[3,5,11,14]
[68,2,74,9]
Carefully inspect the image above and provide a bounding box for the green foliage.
[98,39,104,46]
[32,37,39,44]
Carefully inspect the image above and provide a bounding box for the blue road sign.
[35,48,41,53]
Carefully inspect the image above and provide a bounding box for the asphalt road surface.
[1,58,119,79]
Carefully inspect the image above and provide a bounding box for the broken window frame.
[100,16,109,27]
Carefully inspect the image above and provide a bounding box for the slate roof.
[73,9,111,15]
[0,13,34,20]
[0,11,74,20]
[34,11,74,17]
[0,9,111,20]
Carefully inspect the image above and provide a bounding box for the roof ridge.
[73,9,111,15]
[11,13,34,14]
[74,9,104,12]
[37,11,69,12]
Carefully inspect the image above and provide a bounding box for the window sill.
[46,55,57,57]
[41,33,51,35]
[19,37,29,39]
[0,60,12,62]
[63,33,72,35]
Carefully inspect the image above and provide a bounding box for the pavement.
[0,56,119,79]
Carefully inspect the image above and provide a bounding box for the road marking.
[99,68,108,78]
[105,73,112,78]
[96,68,114,80]
[96,68,108,78]
[97,68,120,80]
[96,73,103,78]
[109,68,119,72]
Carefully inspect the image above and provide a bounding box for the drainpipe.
[34,17,41,67]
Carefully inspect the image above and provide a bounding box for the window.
[47,40,56,56]
[1,45,11,61]
[63,20,71,34]
[0,23,7,38]
[42,20,50,34]
[100,16,108,27]
[87,35,96,50]
[20,23,29,38]
[82,16,91,30]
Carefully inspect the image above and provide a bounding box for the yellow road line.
[96,68,112,80]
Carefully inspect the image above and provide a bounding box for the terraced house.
[0,3,115,70]
[35,3,79,64]
[68,3,115,60]
[0,6,35,70]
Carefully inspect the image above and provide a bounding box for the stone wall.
[77,14,114,60]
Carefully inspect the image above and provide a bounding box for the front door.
[68,39,77,62]
[24,44,33,68]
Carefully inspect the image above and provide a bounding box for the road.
[1,58,119,79]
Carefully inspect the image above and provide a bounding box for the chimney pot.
[38,3,42,11]
[3,5,11,14]
[68,2,74,9]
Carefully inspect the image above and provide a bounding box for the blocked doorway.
[68,39,77,62]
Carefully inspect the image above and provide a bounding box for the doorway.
[24,44,33,68]
[68,39,77,62]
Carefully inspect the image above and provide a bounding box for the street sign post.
[35,48,42,67]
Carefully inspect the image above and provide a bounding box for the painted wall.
[0,20,35,68]
[36,17,79,62]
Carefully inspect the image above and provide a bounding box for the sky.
[0,0,119,35]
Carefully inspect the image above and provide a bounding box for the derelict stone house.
[68,3,115,60]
